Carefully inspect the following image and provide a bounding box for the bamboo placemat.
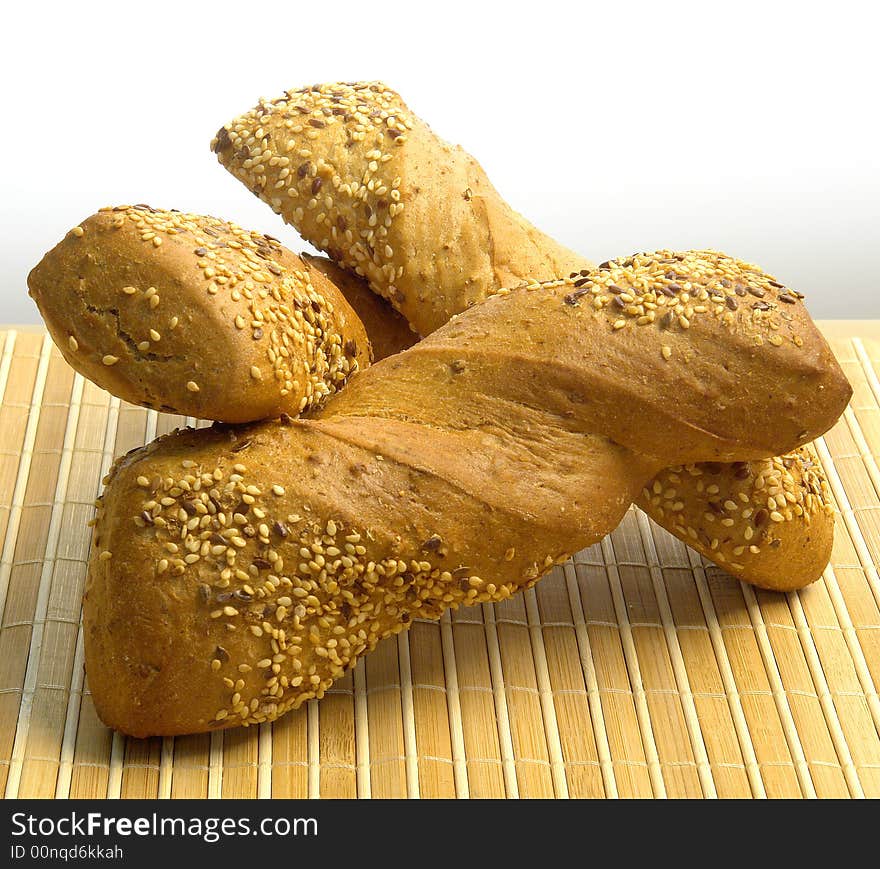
[0,325,878,800]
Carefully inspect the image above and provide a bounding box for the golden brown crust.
[638,446,833,590]
[86,419,647,737]
[28,206,370,422]
[211,81,587,336]
[84,253,849,736]
[211,81,849,591]
[301,254,418,360]
[329,251,850,464]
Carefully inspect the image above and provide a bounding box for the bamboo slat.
[1,326,879,799]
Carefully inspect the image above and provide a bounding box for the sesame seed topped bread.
[637,446,833,591]
[28,205,371,422]
[84,251,850,736]
[211,80,847,590]
[512,254,844,587]
[211,81,588,336]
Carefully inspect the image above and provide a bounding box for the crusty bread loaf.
[301,254,417,360]
[211,82,588,336]
[28,205,370,422]
[211,81,847,589]
[87,420,652,737]
[637,446,833,590]
[84,251,850,736]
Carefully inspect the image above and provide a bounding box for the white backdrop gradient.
[2,0,877,322]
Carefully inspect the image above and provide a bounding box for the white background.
[2,0,877,322]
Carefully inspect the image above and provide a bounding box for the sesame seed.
[68,336,78,352]
[186,381,200,393]
[71,226,84,237]
[102,355,119,366]
[250,366,263,380]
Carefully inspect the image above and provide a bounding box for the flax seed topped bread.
[212,81,848,591]
[637,446,834,591]
[84,251,851,736]
[212,81,588,336]
[28,205,371,422]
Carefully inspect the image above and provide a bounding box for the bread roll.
[211,82,587,336]
[28,205,370,422]
[212,81,846,589]
[638,446,832,590]
[84,250,851,735]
